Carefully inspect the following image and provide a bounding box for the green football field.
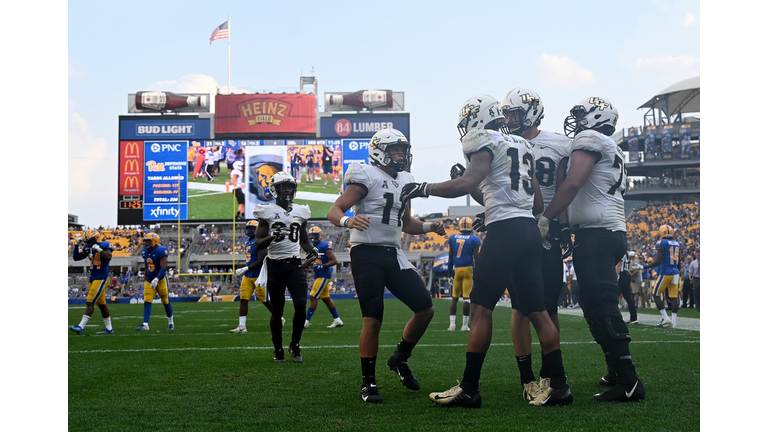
[68,299,700,431]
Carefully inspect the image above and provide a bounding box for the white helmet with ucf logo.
[457,95,508,139]
[564,96,619,137]
[502,88,545,134]
[369,128,411,172]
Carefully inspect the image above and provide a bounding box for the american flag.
[209,20,229,45]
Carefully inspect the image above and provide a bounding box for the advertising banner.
[244,146,286,219]
[627,128,640,162]
[679,124,692,159]
[320,113,410,138]
[215,94,317,135]
[143,141,188,221]
[661,125,675,160]
[643,126,657,161]
[119,117,212,140]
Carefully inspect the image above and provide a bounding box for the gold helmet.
[143,232,160,248]
[458,217,473,232]
[658,225,674,239]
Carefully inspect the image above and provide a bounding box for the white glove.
[76,237,84,245]
[236,266,248,277]
[537,215,551,240]
[92,244,103,253]
[151,278,159,289]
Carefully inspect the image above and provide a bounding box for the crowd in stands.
[626,202,700,261]
[629,176,700,190]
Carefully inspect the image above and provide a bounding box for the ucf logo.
[589,97,610,110]
[370,136,381,150]
[521,93,540,110]
[461,104,480,120]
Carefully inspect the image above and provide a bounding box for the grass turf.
[68,298,700,431]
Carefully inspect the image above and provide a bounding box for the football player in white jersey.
[402,95,572,408]
[538,97,645,402]
[501,88,573,401]
[253,171,318,364]
[231,160,245,220]
[327,128,445,404]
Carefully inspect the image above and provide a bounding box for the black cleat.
[387,355,420,390]
[360,383,384,403]
[592,379,645,402]
[273,348,286,363]
[289,342,303,363]
[429,381,482,408]
[599,372,617,387]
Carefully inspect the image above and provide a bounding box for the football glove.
[75,237,84,245]
[400,182,429,203]
[313,264,324,273]
[272,226,287,242]
[450,163,466,180]
[305,247,319,264]
[472,212,487,232]
[559,226,573,260]
[91,244,102,253]
[235,266,248,277]
[150,278,159,289]
[537,216,552,250]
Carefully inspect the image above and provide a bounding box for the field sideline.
[68,298,701,431]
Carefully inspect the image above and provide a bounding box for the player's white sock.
[463,315,469,327]
[671,312,677,325]
[104,317,112,330]
[660,309,669,320]
[79,315,91,328]
[239,316,247,327]
[168,316,174,325]
[449,315,456,326]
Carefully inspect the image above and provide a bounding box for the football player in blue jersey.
[446,217,481,332]
[644,224,681,328]
[136,233,175,331]
[69,229,116,335]
[231,220,283,333]
[304,226,344,329]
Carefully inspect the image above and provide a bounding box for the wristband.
[426,183,433,197]
[423,222,434,233]
[340,216,351,227]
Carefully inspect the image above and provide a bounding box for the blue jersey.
[447,234,481,268]
[654,238,681,276]
[244,237,262,278]
[142,245,169,280]
[73,241,113,282]
[312,241,333,279]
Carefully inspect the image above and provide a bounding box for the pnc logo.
[150,143,182,153]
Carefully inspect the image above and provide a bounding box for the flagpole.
[228,15,231,94]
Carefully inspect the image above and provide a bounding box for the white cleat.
[281,317,286,328]
[230,325,247,334]
[460,326,470,332]
[327,318,344,328]
[304,319,310,329]
[447,325,455,332]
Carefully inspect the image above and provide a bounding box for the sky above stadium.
[65,0,700,228]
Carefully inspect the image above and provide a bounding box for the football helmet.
[269,171,297,205]
[245,220,258,238]
[458,217,473,233]
[369,128,411,172]
[502,88,544,134]
[308,226,323,246]
[658,224,674,239]
[233,160,244,172]
[143,232,160,249]
[84,229,100,246]
[563,97,618,138]
[457,95,509,139]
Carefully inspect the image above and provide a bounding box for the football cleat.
[289,342,303,363]
[304,319,310,329]
[327,318,344,328]
[628,319,639,324]
[460,326,470,332]
[69,325,84,335]
[529,378,574,406]
[599,372,618,387]
[281,317,286,328]
[95,328,114,335]
[274,348,286,363]
[167,323,174,330]
[447,325,456,332]
[136,324,149,331]
[656,318,672,328]
[429,381,482,408]
[592,379,645,402]
[387,355,420,390]
[523,380,541,401]
[360,383,384,403]
[230,325,247,334]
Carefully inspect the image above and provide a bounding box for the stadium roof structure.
[639,76,700,126]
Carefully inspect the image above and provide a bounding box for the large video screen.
[117,138,373,225]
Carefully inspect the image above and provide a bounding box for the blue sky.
[63,1,700,227]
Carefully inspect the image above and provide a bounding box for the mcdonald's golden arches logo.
[124,142,140,156]
[124,176,140,190]
[124,159,140,174]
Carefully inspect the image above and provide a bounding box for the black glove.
[472,212,487,232]
[305,247,319,264]
[450,163,466,180]
[272,226,287,242]
[400,182,429,203]
[86,237,98,247]
[559,226,573,260]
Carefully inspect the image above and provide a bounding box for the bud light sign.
[320,113,409,138]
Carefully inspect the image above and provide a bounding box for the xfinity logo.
[150,143,182,153]
[150,207,180,218]
[137,125,194,135]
